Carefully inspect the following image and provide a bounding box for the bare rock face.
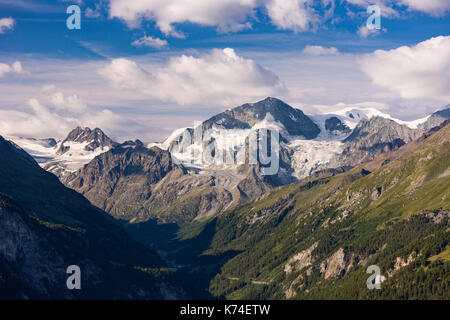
[387,251,419,277]
[339,117,423,167]
[418,106,450,132]
[371,187,383,200]
[320,248,354,279]
[284,242,318,274]
[325,116,351,135]
[0,201,95,299]
[394,252,418,270]
[67,142,181,218]
[424,210,450,224]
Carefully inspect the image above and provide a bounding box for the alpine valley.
[1,97,449,299]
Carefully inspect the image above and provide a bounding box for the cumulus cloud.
[360,35,450,101]
[356,24,384,38]
[346,0,450,16]
[11,61,24,73]
[106,0,450,37]
[344,0,399,17]
[265,0,319,32]
[0,61,24,77]
[131,35,168,49]
[0,99,79,138]
[50,92,88,113]
[99,48,285,106]
[107,0,257,36]
[0,96,138,140]
[107,0,332,35]
[399,0,450,15]
[0,17,14,34]
[41,84,56,92]
[302,45,339,55]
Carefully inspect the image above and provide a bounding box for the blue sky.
[0,0,449,141]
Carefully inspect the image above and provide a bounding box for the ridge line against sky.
[0,0,449,141]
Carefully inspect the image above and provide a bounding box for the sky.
[0,0,449,142]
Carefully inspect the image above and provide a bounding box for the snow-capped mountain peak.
[319,106,430,130]
[150,99,449,180]
[56,126,116,155]
[5,127,116,182]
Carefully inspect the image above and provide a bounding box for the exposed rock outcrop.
[320,248,354,279]
[284,242,318,274]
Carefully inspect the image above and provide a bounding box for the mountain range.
[1,97,449,299]
[8,98,448,224]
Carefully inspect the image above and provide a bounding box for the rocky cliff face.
[319,248,354,279]
[0,197,90,299]
[325,117,351,135]
[338,116,423,166]
[418,106,450,132]
[67,141,185,220]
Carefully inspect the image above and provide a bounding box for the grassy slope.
[180,123,450,299]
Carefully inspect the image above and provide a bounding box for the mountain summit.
[56,127,117,155]
[4,127,117,183]
[203,97,321,139]
[418,106,450,131]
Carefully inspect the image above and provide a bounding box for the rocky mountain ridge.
[5,98,450,224]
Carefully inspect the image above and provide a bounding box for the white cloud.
[302,45,339,55]
[0,64,10,77]
[360,35,450,101]
[11,61,23,73]
[41,84,56,92]
[50,92,88,113]
[344,0,399,17]
[265,0,319,32]
[346,0,450,16]
[0,61,24,77]
[107,0,257,36]
[99,58,150,92]
[356,25,382,38]
[0,17,14,34]
[1,43,447,142]
[131,35,168,49]
[99,48,285,106]
[107,0,331,35]
[399,0,450,15]
[0,98,79,138]
[0,96,139,140]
